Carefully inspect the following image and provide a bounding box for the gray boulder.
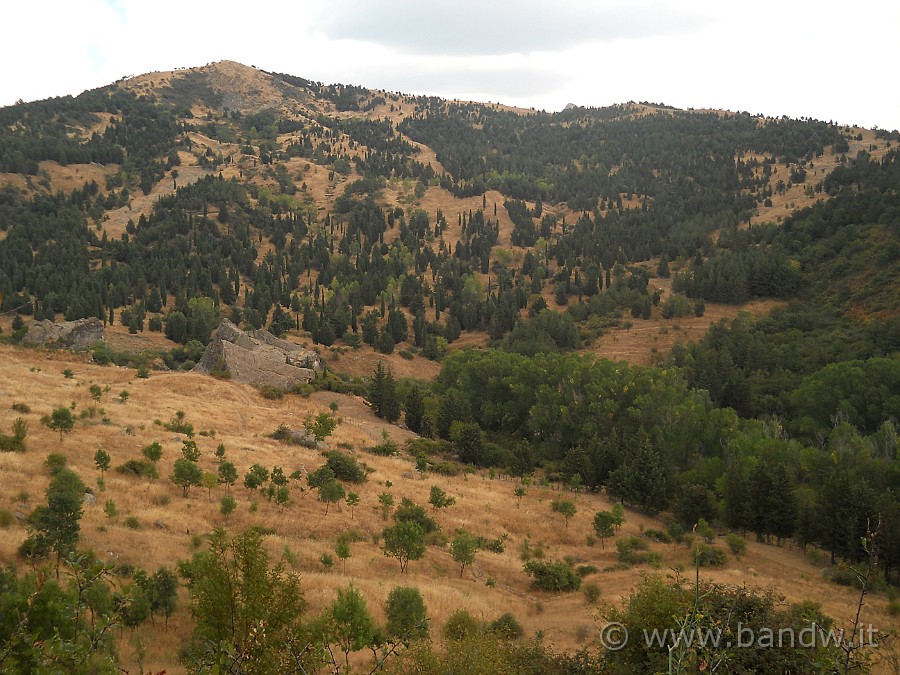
[23,318,104,350]
[193,319,322,388]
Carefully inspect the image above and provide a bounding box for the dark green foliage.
[0,417,27,452]
[394,497,439,534]
[428,485,455,510]
[115,459,158,479]
[318,480,346,513]
[592,511,616,547]
[244,463,270,490]
[21,468,85,565]
[163,410,194,437]
[179,527,319,672]
[693,543,728,567]
[404,385,427,435]
[141,441,163,463]
[43,406,75,440]
[523,559,581,592]
[303,412,339,443]
[368,361,401,422]
[326,584,377,670]
[323,451,366,483]
[607,440,669,515]
[441,609,480,642]
[550,499,576,527]
[382,521,426,572]
[615,536,661,566]
[385,585,429,641]
[450,531,477,577]
[0,559,121,671]
[171,458,202,494]
[603,574,842,673]
[501,309,578,355]
[488,612,524,639]
[506,199,537,247]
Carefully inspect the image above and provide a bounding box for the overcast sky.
[3,0,898,130]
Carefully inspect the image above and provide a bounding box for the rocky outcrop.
[193,319,322,388]
[23,318,105,350]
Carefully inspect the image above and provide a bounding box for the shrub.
[823,565,887,592]
[164,411,194,437]
[394,498,439,534]
[489,613,524,639]
[442,609,480,641]
[260,386,284,400]
[583,582,601,604]
[336,529,367,545]
[116,459,158,479]
[324,451,367,483]
[576,564,598,577]
[642,528,671,544]
[152,494,171,507]
[725,533,747,557]
[616,536,662,567]
[44,452,68,474]
[11,403,30,414]
[523,559,581,592]
[0,509,13,528]
[124,516,141,530]
[887,601,900,617]
[367,439,399,456]
[693,543,728,567]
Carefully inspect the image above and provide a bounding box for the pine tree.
[404,385,426,434]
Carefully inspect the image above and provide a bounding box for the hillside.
[0,344,896,672]
[0,61,898,673]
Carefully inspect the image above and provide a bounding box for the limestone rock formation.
[23,318,105,350]
[194,319,322,388]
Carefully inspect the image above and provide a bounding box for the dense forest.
[0,65,897,672]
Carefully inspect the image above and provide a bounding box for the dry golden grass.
[747,127,894,226]
[0,343,896,673]
[589,269,787,366]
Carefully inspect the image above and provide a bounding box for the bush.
[442,609,480,641]
[324,450,367,483]
[576,564,598,577]
[0,509,13,528]
[163,411,194,437]
[523,559,581,592]
[616,536,662,567]
[642,529,671,544]
[367,439,399,456]
[725,533,747,557]
[44,452,68,474]
[124,516,141,530]
[489,613,524,639]
[582,582,601,604]
[693,543,728,567]
[259,385,284,400]
[11,403,30,414]
[823,565,887,593]
[887,600,900,617]
[116,459,158,479]
[394,498,439,534]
